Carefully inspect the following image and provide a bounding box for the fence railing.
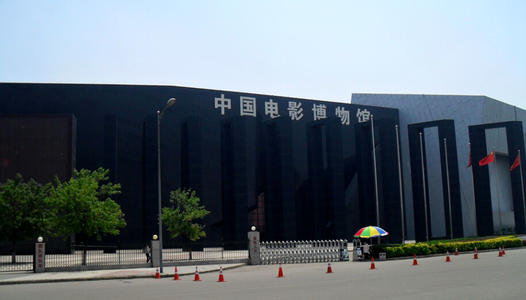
[0,242,249,272]
[260,240,348,264]
[0,254,34,272]
[1,239,348,272]
[44,245,149,272]
[163,245,248,266]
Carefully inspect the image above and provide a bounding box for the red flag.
[479,151,495,166]
[510,152,520,171]
[467,150,472,168]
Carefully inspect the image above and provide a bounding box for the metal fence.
[0,242,249,272]
[0,254,34,272]
[1,239,349,272]
[44,245,149,272]
[163,246,248,266]
[260,240,348,264]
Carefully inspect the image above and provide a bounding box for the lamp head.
[158,98,177,119]
[37,236,43,243]
[166,98,176,107]
[153,234,158,240]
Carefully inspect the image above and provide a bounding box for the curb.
[0,263,246,285]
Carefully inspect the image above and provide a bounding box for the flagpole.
[493,148,502,234]
[444,138,453,239]
[395,125,405,243]
[419,132,429,241]
[518,150,526,231]
[371,116,380,235]
[469,142,479,236]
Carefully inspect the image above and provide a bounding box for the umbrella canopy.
[354,226,389,238]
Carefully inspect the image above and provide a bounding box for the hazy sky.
[1,0,525,108]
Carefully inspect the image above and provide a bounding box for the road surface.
[1,248,525,300]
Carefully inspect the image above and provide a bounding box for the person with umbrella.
[353,226,388,260]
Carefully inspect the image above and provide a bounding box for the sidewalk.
[0,263,246,285]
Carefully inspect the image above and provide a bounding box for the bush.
[373,236,522,258]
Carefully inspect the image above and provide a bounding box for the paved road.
[1,249,525,300]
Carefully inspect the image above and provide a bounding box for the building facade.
[2,84,525,247]
[1,83,404,248]
[352,94,526,240]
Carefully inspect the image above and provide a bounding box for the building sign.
[336,106,350,125]
[213,94,372,125]
[214,94,231,115]
[356,108,371,123]
[240,96,257,117]
[288,101,304,120]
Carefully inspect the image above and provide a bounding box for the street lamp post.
[156,97,176,273]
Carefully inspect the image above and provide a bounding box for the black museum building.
[1,83,525,248]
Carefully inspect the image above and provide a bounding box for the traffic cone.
[446,251,451,262]
[455,248,459,255]
[155,267,160,279]
[173,266,180,280]
[498,247,503,257]
[326,262,333,274]
[502,246,506,255]
[194,266,201,281]
[370,257,376,270]
[217,266,225,282]
[473,247,478,259]
[277,263,284,278]
[412,253,418,266]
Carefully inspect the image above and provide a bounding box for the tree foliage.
[47,168,126,241]
[162,188,210,242]
[0,174,51,247]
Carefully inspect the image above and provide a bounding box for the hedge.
[372,236,522,258]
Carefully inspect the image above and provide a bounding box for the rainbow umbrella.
[354,226,389,238]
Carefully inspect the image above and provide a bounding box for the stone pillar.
[34,242,45,273]
[151,240,160,268]
[248,230,261,265]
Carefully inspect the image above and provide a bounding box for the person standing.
[362,242,370,259]
[144,243,151,263]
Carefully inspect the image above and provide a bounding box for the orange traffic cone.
[412,253,418,266]
[217,266,225,282]
[194,266,201,281]
[277,263,284,278]
[370,257,376,270]
[155,267,160,279]
[173,266,180,280]
[473,247,479,259]
[326,262,333,274]
[446,251,451,262]
[455,248,459,255]
[498,247,503,257]
[502,246,506,255]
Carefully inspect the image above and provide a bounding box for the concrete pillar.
[248,230,261,265]
[151,240,160,267]
[34,242,45,273]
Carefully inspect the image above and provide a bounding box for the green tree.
[0,174,52,263]
[47,168,126,263]
[162,188,210,259]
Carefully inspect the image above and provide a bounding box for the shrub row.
[372,236,522,258]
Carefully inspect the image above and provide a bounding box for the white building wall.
[352,94,525,239]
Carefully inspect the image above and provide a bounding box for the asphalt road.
[1,249,525,300]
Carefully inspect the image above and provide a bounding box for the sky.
[1,0,525,108]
